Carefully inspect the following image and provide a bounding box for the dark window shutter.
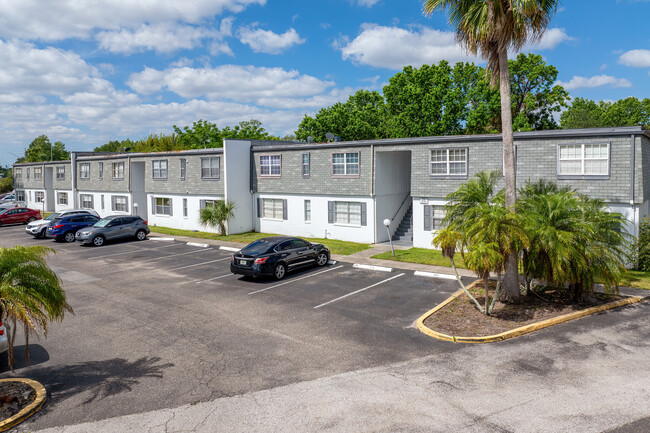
[282,199,288,220]
[151,196,156,215]
[200,199,205,209]
[328,201,334,224]
[423,205,431,231]
[360,202,367,226]
[257,198,262,218]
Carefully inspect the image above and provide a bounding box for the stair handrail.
[390,192,412,223]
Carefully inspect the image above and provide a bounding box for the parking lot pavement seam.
[0,378,47,432]
[416,282,650,344]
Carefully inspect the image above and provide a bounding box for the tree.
[0,169,12,194]
[0,245,73,370]
[20,135,70,163]
[94,139,135,153]
[173,120,223,149]
[132,134,177,153]
[559,98,603,129]
[423,0,560,301]
[222,120,279,141]
[199,200,237,235]
[560,97,650,129]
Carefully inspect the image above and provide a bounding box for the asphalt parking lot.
[0,224,464,431]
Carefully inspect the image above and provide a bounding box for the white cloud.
[618,49,650,68]
[238,27,305,54]
[357,0,381,6]
[96,23,210,54]
[522,28,574,51]
[338,24,481,70]
[127,64,334,103]
[556,75,632,90]
[0,0,265,40]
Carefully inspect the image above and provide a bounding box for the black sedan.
[230,236,330,280]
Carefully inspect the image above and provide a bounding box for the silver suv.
[26,209,100,238]
[76,215,149,246]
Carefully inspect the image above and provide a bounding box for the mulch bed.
[423,281,623,337]
[0,381,36,421]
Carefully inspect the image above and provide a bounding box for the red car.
[0,208,41,226]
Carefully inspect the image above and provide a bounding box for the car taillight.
[230,255,235,262]
[52,224,64,229]
[143,221,148,225]
[254,257,269,264]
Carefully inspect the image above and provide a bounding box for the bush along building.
[13,126,650,248]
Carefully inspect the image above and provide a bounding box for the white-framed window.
[57,192,68,205]
[332,152,359,176]
[152,160,168,179]
[431,205,445,230]
[558,143,609,176]
[33,167,42,180]
[14,168,22,181]
[27,168,30,180]
[98,162,103,179]
[201,157,220,179]
[35,191,44,203]
[334,201,361,225]
[180,159,186,180]
[304,200,311,222]
[200,199,218,209]
[183,198,188,217]
[101,195,105,210]
[154,197,172,215]
[112,195,128,212]
[112,162,125,179]
[80,163,90,179]
[56,166,65,181]
[302,153,310,177]
[430,148,467,176]
[263,198,284,219]
[16,191,25,202]
[260,155,281,177]
[80,194,93,209]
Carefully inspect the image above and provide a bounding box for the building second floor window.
[80,163,90,179]
[27,168,30,180]
[260,155,281,177]
[80,194,93,209]
[14,169,22,181]
[112,162,125,179]
[180,159,186,180]
[56,166,65,181]
[201,157,220,179]
[33,167,42,181]
[332,152,359,176]
[152,160,168,179]
[302,153,310,177]
[112,195,128,212]
[430,148,467,176]
[558,143,609,176]
[98,162,103,179]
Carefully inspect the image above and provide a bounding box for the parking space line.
[313,273,405,309]
[248,265,344,295]
[136,248,213,263]
[169,257,230,271]
[195,273,233,284]
[80,243,178,260]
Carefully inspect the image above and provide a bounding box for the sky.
[1,0,649,166]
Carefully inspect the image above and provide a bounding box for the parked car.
[46,214,101,242]
[0,194,15,204]
[76,215,149,246]
[26,209,100,238]
[230,236,330,280]
[0,208,41,226]
[0,201,22,210]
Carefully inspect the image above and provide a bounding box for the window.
[33,167,42,180]
[430,148,467,176]
[98,162,103,179]
[35,191,44,203]
[431,205,445,230]
[56,166,65,181]
[27,168,30,180]
[16,191,25,202]
[112,162,125,179]
[180,159,186,180]
[14,169,22,181]
[183,198,188,217]
[332,152,359,176]
[80,163,90,179]
[260,155,281,177]
[292,239,310,249]
[558,143,609,176]
[262,198,284,219]
[57,192,68,205]
[152,160,168,179]
[302,153,310,178]
[201,157,219,179]
[154,197,172,216]
[80,194,93,209]
[101,195,105,210]
[304,200,311,222]
[334,201,361,225]
[112,195,128,212]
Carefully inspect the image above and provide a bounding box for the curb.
[219,246,240,252]
[0,378,47,432]
[186,242,210,248]
[416,283,649,344]
[353,263,392,273]
[150,237,175,241]
[414,271,457,281]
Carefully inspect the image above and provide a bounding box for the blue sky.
[1,0,649,166]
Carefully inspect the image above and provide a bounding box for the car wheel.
[316,252,329,267]
[135,229,147,241]
[93,236,105,247]
[27,217,36,223]
[36,229,46,239]
[273,263,286,280]
[64,231,76,243]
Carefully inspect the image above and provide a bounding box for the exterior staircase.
[392,205,413,246]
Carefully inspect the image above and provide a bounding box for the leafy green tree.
[0,245,73,370]
[423,0,561,301]
[561,97,650,129]
[0,169,12,194]
[559,98,603,129]
[20,135,69,162]
[222,120,279,140]
[94,139,135,153]
[174,119,223,149]
[132,134,177,153]
[199,200,237,235]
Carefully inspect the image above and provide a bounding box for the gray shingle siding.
[145,153,224,195]
[77,158,130,192]
[54,163,72,189]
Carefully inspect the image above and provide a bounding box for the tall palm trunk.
[498,47,520,301]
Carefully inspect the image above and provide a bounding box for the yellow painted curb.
[0,378,47,432]
[417,283,649,344]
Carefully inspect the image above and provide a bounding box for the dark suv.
[76,215,149,246]
[46,214,101,242]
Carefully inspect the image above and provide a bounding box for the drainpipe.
[71,152,77,208]
[630,134,637,238]
[371,144,376,244]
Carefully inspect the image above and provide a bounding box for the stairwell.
[391,205,413,246]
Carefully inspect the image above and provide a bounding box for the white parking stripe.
[136,248,213,263]
[84,243,178,260]
[248,265,344,295]
[195,273,233,284]
[313,273,405,309]
[169,257,230,271]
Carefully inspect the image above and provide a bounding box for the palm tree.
[422,0,560,301]
[199,200,237,235]
[0,245,73,370]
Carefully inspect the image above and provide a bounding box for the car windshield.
[93,218,112,228]
[45,212,61,221]
[241,239,275,255]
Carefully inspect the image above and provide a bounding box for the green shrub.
[635,218,650,271]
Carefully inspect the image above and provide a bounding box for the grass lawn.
[149,226,369,255]
[371,247,467,269]
[620,271,650,291]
